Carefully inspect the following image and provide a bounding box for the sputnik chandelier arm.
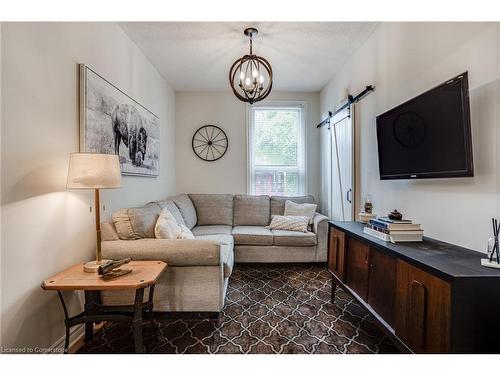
[229,28,273,105]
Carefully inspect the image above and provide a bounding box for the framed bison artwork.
[79,64,159,177]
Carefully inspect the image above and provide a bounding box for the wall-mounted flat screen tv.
[376,72,473,179]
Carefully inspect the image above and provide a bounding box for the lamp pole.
[95,188,102,263]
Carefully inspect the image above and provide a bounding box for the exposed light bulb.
[259,74,264,84]
[252,69,259,78]
[245,77,251,86]
[239,71,245,81]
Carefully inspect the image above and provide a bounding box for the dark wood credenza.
[328,221,500,353]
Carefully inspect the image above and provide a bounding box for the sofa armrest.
[312,213,329,234]
[312,213,329,262]
[101,239,223,267]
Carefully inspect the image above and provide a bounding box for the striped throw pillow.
[267,215,309,233]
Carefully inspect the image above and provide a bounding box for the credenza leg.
[331,276,337,303]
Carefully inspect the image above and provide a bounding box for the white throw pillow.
[284,200,317,224]
[267,215,309,233]
[154,208,195,239]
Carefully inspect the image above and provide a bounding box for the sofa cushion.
[112,203,162,240]
[154,208,195,239]
[192,234,234,277]
[232,226,273,245]
[154,199,186,226]
[172,194,197,229]
[189,194,233,226]
[233,195,270,226]
[272,230,317,246]
[192,225,233,236]
[101,221,119,241]
[270,195,316,216]
[268,215,309,233]
[284,200,317,225]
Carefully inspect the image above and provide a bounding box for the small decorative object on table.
[364,195,373,214]
[481,218,500,269]
[388,209,403,221]
[98,257,132,279]
[358,195,376,223]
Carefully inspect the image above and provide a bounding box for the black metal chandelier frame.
[229,28,273,105]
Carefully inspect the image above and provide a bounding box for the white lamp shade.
[67,153,122,189]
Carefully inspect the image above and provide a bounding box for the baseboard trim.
[46,325,85,354]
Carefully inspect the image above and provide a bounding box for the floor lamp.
[67,153,122,272]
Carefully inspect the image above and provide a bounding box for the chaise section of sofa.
[100,194,233,312]
[100,193,329,313]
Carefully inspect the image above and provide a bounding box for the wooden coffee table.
[42,260,167,353]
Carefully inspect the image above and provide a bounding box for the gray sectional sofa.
[100,193,329,313]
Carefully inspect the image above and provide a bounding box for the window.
[248,103,306,196]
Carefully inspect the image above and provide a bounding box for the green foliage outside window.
[254,110,299,166]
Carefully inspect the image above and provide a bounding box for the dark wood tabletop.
[330,221,500,281]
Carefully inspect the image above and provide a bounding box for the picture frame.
[79,64,160,177]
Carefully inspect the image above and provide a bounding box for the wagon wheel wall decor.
[192,125,228,161]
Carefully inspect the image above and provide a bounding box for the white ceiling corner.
[119,22,379,92]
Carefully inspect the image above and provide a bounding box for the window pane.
[249,105,304,197]
[253,109,299,167]
[254,170,300,196]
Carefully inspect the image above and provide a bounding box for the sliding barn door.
[329,106,355,221]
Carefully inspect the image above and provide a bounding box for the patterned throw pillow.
[155,208,195,239]
[284,200,317,224]
[267,215,310,233]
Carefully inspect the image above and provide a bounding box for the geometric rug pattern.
[78,264,399,354]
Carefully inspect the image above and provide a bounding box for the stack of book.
[364,217,423,242]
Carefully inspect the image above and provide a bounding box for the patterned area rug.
[78,264,399,354]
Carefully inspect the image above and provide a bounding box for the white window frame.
[246,101,308,196]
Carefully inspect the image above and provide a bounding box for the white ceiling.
[119,22,378,92]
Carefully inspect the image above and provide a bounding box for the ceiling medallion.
[229,28,273,105]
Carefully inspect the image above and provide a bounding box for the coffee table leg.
[147,284,155,320]
[84,323,93,341]
[57,291,70,354]
[133,288,145,353]
[148,284,160,329]
[84,291,100,342]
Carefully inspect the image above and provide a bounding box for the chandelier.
[229,28,273,104]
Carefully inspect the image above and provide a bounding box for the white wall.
[0,21,3,349]
[320,22,500,252]
[175,91,321,201]
[0,22,175,350]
